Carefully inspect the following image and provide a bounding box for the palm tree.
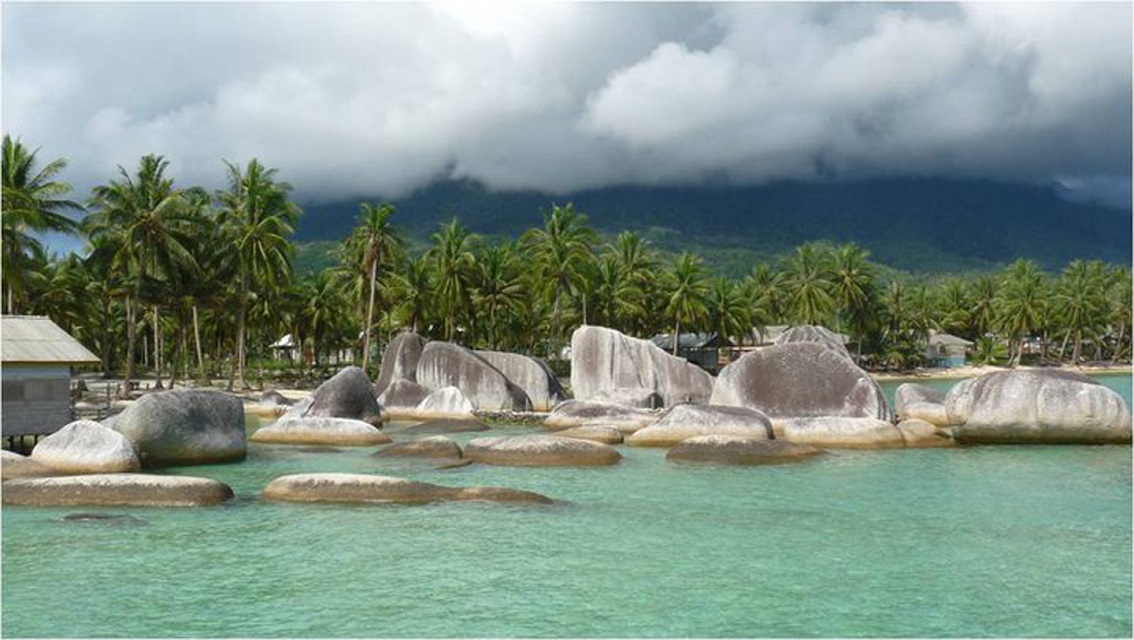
[473,241,526,349]
[522,203,598,340]
[967,274,998,339]
[2,135,83,313]
[830,243,877,356]
[996,259,1047,367]
[1106,266,1132,363]
[743,262,785,342]
[391,255,432,335]
[707,277,751,346]
[427,218,478,342]
[593,251,644,333]
[935,278,971,338]
[346,202,401,372]
[86,154,195,397]
[780,243,834,326]
[663,252,710,355]
[216,158,299,390]
[1054,260,1108,364]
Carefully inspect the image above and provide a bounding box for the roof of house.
[651,332,730,350]
[928,332,974,347]
[1,315,100,365]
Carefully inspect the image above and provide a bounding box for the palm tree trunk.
[363,256,378,372]
[153,305,164,389]
[120,296,137,399]
[673,319,681,356]
[236,301,248,390]
[193,305,206,383]
[1072,330,1083,365]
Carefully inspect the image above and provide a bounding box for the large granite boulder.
[895,419,956,448]
[627,404,773,447]
[250,417,392,446]
[543,400,658,434]
[262,473,554,505]
[1,450,56,480]
[475,350,568,411]
[894,383,950,426]
[416,342,532,411]
[775,417,905,449]
[110,389,246,467]
[374,436,463,460]
[570,325,713,407]
[374,332,428,395]
[414,386,476,419]
[667,436,825,465]
[377,379,431,409]
[775,325,851,359]
[305,366,385,425]
[31,420,140,474]
[588,388,664,409]
[945,370,1132,444]
[465,434,622,466]
[710,342,890,420]
[2,474,234,507]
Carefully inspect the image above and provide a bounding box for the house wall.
[2,365,73,436]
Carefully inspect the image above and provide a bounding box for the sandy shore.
[870,364,1133,382]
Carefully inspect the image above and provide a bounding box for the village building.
[2,315,100,443]
[927,331,973,368]
[651,332,732,372]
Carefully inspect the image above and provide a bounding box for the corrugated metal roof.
[2,315,100,364]
[928,332,974,347]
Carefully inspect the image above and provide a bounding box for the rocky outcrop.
[775,417,905,449]
[416,342,532,411]
[710,342,890,420]
[570,325,713,407]
[543,400,658,434]
[261,473,554,505]
[374,436,463,459]
[305,366,385,425]
[475,350,568,411]
[895,419,956,448]
[377,379,431,409]
[414,386,476,419]
[374,332,428,396]
[588,388,664,409]
[2,450,56,480]
[30,420,140,474]
[465,434,622,466]
[250,417,392,446]
[2,474,234,507]
[945,370,1132,444]
[666,436,825,465]
[774,325,851,359]
[553,425,624,444]
[626,404,773,447]
[109,389,246,467]
[894,383,950,426]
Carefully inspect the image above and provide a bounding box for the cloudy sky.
[3,2,1131,206]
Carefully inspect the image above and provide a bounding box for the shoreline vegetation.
[5,137,1131,400]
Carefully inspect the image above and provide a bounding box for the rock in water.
[774,325,851,359]
[627,404,773,447]
[109,389,246,467]
[475,350,568,411]
[400,418,490,435]
[31,420,140,474]
[374,332,428,395]
[262,473,554,505]
[667,436,825,465]
[374,436,463,459]
[552,425,624,444]
[250,417,392,446]
[415,342,532,411]
[569,325,713,407]
[775,417,905,449]
[465,434,622,466]
[542,400,658,434]
[945,370,1133,444]
[2,474,234,507]
[1,450,56,480]
[306,366,385,425]
[895,419,956,448]
[894,383,951,426]
[710,342,890,420]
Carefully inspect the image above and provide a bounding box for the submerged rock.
[775,417,904,449]
[543,400,658,433]
[945,370,1132,444]
[31,420,140,474]
[416,342,533,411]
[250,417,392,446]
[1,450,56,480]
[895,419,956,448]
[109,389,246,467]
[627,404,773,447]
[667,436,825,465]
[710,342,890,420]
[374,436,463,459]
[553,425,624,444]
[3,474,234,507]
[465,434,622,466]
[262,473,554,505]
[475,350,568,412]
[399,418,490,435]
[570,325,713,407]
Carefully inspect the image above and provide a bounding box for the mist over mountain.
[296,176,1131,276]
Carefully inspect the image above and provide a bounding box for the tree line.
[4,136,1130,397]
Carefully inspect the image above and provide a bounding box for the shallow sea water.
[2,375,1131,637]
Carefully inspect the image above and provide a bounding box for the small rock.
[667,436,825,465]
[400,418,490,435]
[3,474,234,507]
[896,419,956,448]
[2,450,57,480]
[262,473,554,505]
[775,416,905,449]
[553,425,624,444]
[374,436,463,459]
[250,417,392,446]
[627,404,773,447]
[465,434,622,466]
[31,420,140,474]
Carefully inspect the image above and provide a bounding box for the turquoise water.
[3,375,1131,637]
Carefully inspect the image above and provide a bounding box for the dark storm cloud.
[3,2,1129,202]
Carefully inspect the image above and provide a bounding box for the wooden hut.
[927,332,973,368]
[2,315,100,441]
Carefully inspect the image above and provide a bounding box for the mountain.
[295,176,1131,276]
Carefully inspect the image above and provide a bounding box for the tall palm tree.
[522,203,598,340]
[473,241,526,349]
[594,251,644,333]
[428,218,478,342]
[346,202,401,372]
[216,158,299,390]
[1106,266,1132,364]
[1054,260,1108,364]
[996,259,1047,367]
[87,154,194,396]
[663,252,710,355]
[830,243,877,355]
[707,277,751,346]
[935,277,971,338]
[743,262,785,342]
[781,243,834,326]
[2,135,83,313]
[392,255,432,335]
[967,274,998,339]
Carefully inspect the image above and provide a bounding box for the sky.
[2,2,1131,207]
